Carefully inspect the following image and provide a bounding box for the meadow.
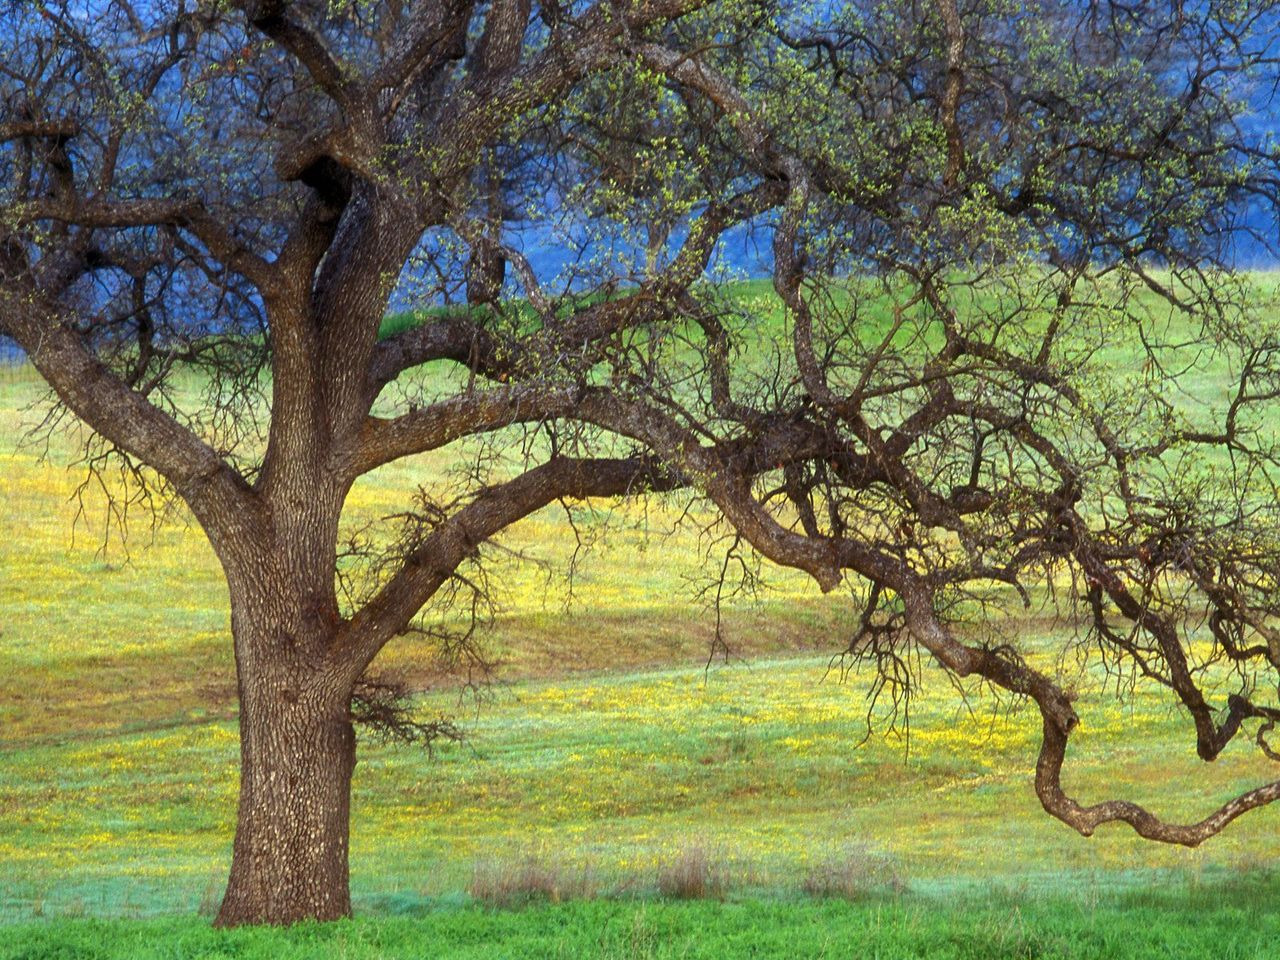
[2,279,1280,957]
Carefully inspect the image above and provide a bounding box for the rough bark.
[216,681,356,926]
[215,565,357,927]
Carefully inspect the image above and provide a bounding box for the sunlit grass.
[6,886,1280,960]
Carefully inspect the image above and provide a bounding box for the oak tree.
[3,0,1280,927]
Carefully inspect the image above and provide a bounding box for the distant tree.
[3,0,1280,927]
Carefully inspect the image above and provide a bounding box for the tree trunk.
[214,567,358,927]
[215,675,356,926]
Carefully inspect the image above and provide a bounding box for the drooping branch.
[715,447,1280,846]
[543,305,1280,848]
[1035,716,1280,846]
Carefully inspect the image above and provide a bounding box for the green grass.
[3,277,1280,951]
[5,883,1280,959]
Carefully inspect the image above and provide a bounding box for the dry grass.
[801,843,904,900]
[468,853,600,907]
[656,845,728,900]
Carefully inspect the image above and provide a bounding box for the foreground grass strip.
[3,889,1280,960]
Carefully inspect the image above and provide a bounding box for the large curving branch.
[352,383,588,476]
[1035,713,1280,846]
[241,0,358,112]
[331,452,682,681]
[14,197,281,299]
[338,378,888,679]
[0,285,264,555]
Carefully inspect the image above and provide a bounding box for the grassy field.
[2,278,1280,957]
[5,882,1280,960]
